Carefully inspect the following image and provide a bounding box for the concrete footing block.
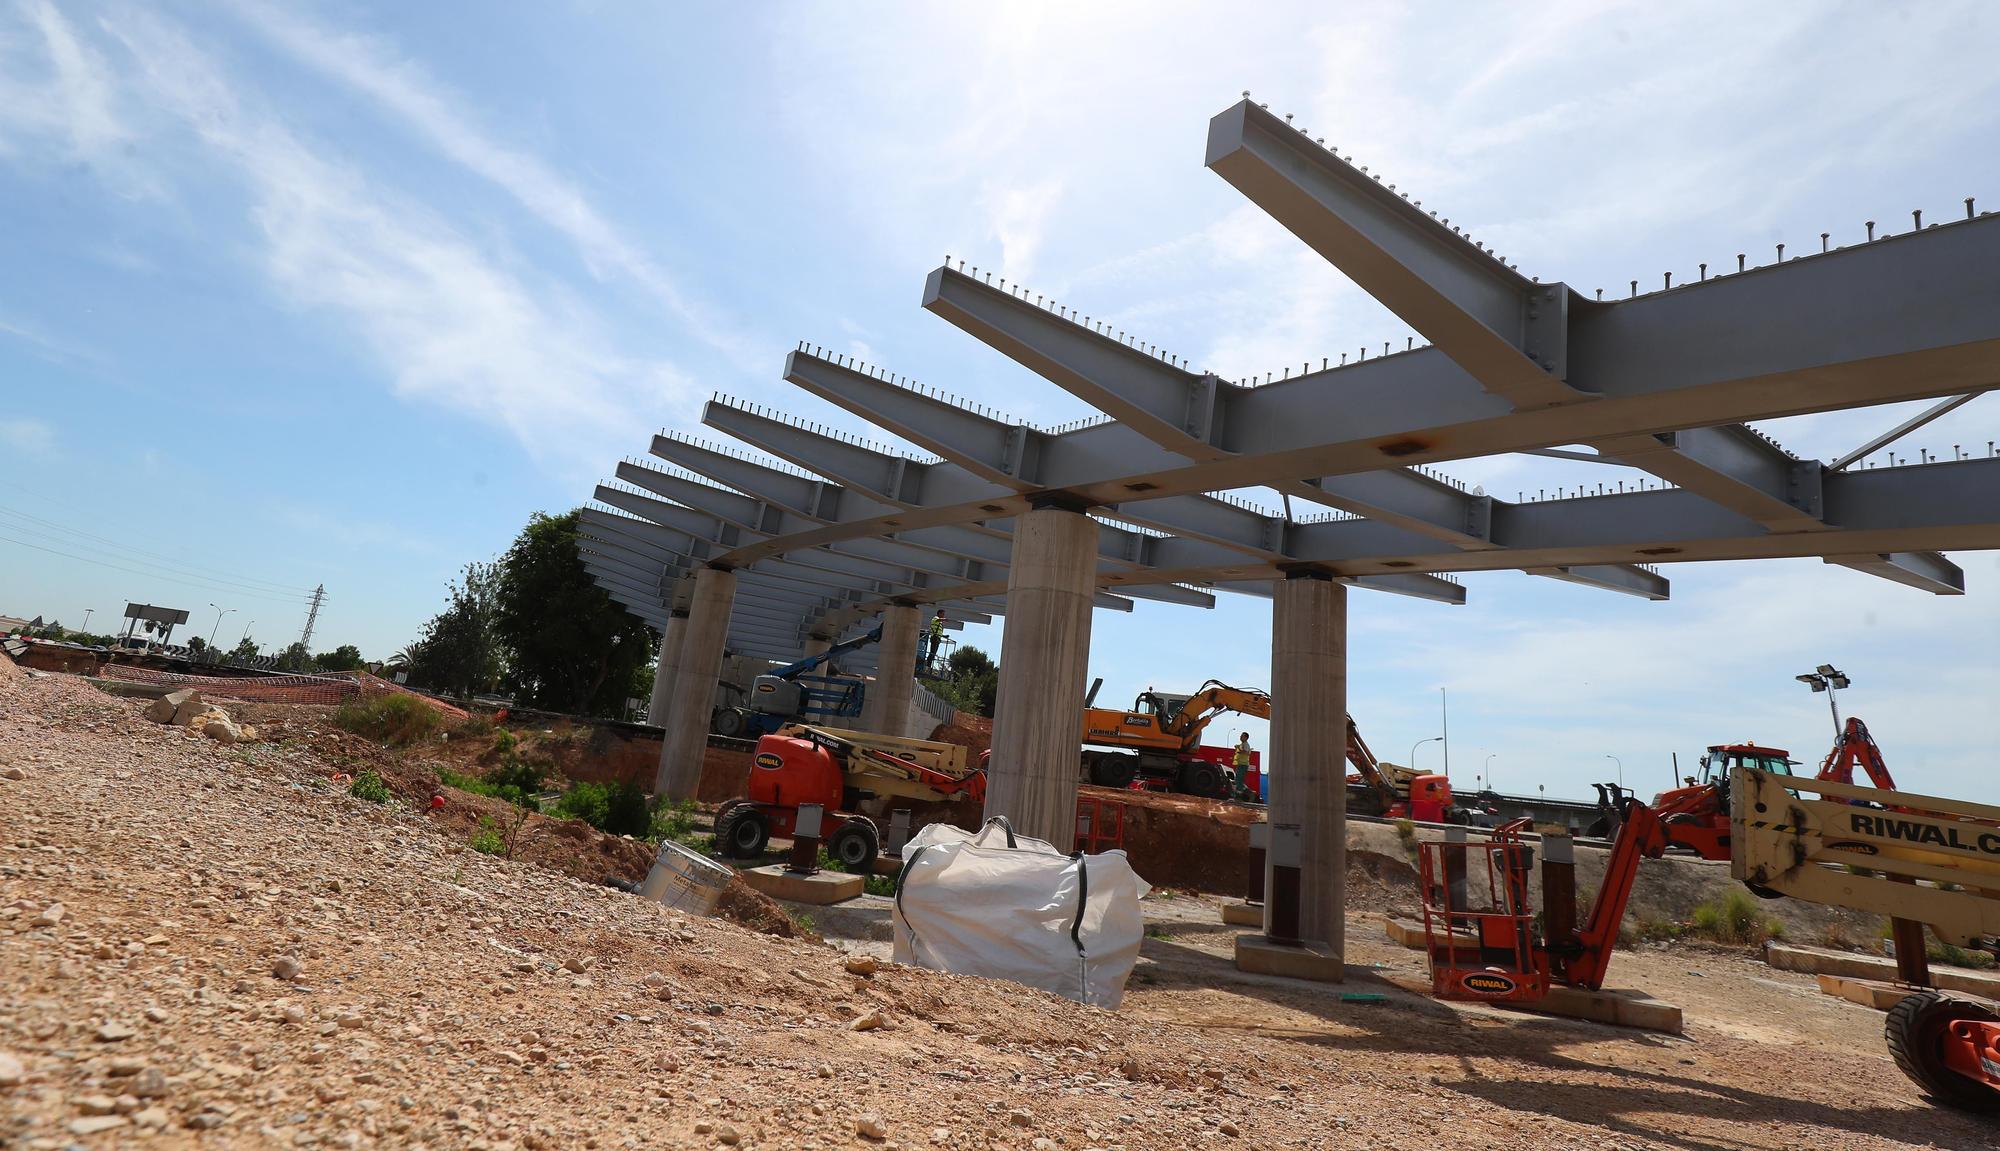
[1532,986,1683,1033]
[1220,901,1263,927]
[1232,933,1345,983]
[1816,974,1918,1012]
[1769,943,2000,999]
[740,865,863,905]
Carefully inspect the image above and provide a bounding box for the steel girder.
[1201,97,1976,591]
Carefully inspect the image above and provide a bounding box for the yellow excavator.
[1080,679,1268,798]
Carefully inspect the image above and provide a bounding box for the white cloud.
[218,0,763,370]
[0,5,691,476]
[0,415,57,456]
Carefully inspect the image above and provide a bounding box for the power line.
[0,509,323,602]
[0,503,321,598]
[0,533,321,607]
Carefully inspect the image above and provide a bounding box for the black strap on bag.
[1068,851,1091,1001]
[1068,851,1090,956]
[981,815,1018,848]
[894,844,928,957]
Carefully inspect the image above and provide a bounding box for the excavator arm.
[1164,680,1272,751]
[1345,719,1403,810]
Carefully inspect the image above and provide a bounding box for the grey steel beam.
[1523,564,1672,601]
[632,448,1000,582]
[609,466,943,590]
[594,484,934,598]
[1204,97,1971,588]
[1823,552,1965,595]
[707,397,1255,575]
[1207,97,2000,406]
[1205,100,1582,407]
[1593,426,1827,532]
[917,271,1506,549]
[1278,457,2000,575]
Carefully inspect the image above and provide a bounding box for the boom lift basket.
[1417,822,1548,1002]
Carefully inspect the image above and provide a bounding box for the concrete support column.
[645,611,690,726]
[983,506,1098,850]
[654,566,737,799]
[862,605,920,735]
[802,636,832,660]
[1265,574,1347,953]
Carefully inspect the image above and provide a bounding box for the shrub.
[555,780,652,837]
[438,755,545,811]
[491,729,518,755]
[455,714,495,738]
[348,770,392,804]
[555,780,612,828]
[602,781,652,837]
[1687,889,1782,946]
[334,693,443,747]
[1393,818,1416,842]
[649,798,702,845]
[470,817,505,855]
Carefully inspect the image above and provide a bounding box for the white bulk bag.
[892,817,1150,1008]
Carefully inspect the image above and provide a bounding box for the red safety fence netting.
[96,664,469,721]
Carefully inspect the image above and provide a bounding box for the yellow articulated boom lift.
[1731,767,2000,1112]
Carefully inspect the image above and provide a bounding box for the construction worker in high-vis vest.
[1233,732,1255,802]
[924,611,946,667]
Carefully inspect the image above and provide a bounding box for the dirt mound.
[928,714,992,755]
[1346,847,1422,914]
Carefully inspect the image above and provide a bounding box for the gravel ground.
[1,658,1992,1149]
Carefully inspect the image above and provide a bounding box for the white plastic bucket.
[638,840,734,916]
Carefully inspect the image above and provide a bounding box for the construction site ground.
[2,657,1993,1150]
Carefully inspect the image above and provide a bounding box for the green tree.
[230,637,261,662]
[275,641,311,672]
[932,645,999,717]
[407,562,505,697]
[492,510,654,716]
[186,636,211,661]
[313,644,366,672]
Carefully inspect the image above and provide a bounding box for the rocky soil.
[2,655,1992,1149]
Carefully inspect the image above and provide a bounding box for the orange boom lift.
[1419,798,1668,1004]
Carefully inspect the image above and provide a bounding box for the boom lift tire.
[714,804,771,860]
[712,707,749,739]
[1885,990,2000,1112]
[827,816,881,873]
[1086,753,1139,789]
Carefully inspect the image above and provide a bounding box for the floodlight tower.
[1794,664,1852,737]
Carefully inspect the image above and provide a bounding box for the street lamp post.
[1795,664,1851,738]
[1410,736,1442,771]
[1484,753,1498,791]
[81,608,94,633]
[207,604,235,655]
[239,620,255,646]
[1605,753,1623,787]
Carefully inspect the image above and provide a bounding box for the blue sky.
[2,1,1997,801]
